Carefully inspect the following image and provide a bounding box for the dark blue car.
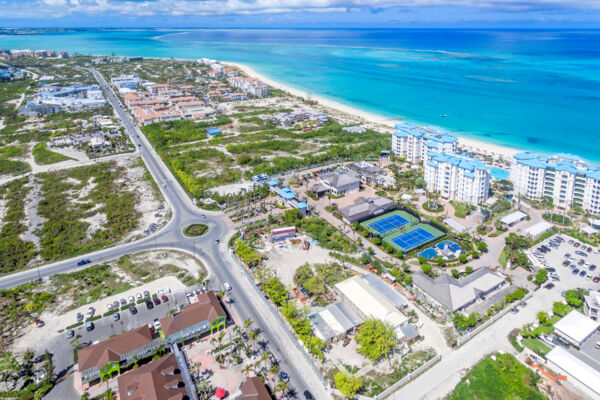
[77,259,91,266]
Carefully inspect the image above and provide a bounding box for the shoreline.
[225,61,521,160]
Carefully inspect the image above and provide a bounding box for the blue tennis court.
[391,228,436,250]
[369,214,409,234]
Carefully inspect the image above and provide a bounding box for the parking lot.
[528,234,600,292]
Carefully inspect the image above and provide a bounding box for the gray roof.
[309,302,363,341]
[320,171,360,189]
[412,267,505,312]
[362,274,408,309]
[399,321,420,341]
[340,196,395,222]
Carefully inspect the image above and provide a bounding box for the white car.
[128,295,135,303]
[153,318,161,330]
[85,307,95,318]
[107,303,113,311]
[136,293,142,301]
[224,282,232,291]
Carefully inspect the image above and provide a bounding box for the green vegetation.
[448,353,546,400]
[502,233,533,269]
[535,269,548,285]
[37,162,140,261]
[142,117,230,148]
[183,223,208,237]
[32,141,73,165]
[0,145,30,176]
[300,216,355,253]
[565,289,584,308]
[334,371,363,399]
[115,253,206,286]
[543,212,571,226]
[263,276,288,306]
[0,178,37,274]
[280,301,325,360]
[293,263,352,305]
[355,319,398,363]
[450,201,467,218]
[522,338,551,357]
[453,313,479,330]
[553,301,570,317]
[0,78,33,128]
[234,240,263,267]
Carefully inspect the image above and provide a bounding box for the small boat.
[440,114,447,117]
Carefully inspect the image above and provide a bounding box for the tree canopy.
[355,319,397,363]
[334,371,363,399]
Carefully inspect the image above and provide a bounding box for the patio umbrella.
[215,388,227,399]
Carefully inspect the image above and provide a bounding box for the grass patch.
[183,223,209,237]
[32,141,73,165]
[450,201,467,218]
[522,338,551,357]
[543,213,571,226]
[448,353,546,400]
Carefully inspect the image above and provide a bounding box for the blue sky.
[0,0,599,28]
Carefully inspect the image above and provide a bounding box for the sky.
[0,0,599,28]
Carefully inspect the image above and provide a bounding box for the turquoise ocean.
[1,29,599,161]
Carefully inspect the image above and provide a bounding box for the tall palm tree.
[243,318,253,333]
[248,329,259,354]
[242,363,253,379]
[260,351,271,372]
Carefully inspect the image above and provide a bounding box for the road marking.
[56,372,73,382]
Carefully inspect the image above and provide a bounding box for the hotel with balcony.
[510,152,600,215]
[392,122,458,163]
[424,152,491,205]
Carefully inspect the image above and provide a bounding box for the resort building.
[240,377,271,400]
[339,196,395,224]
[160,291,226,345]
[510,152,600,215]
[117,354,188,400]
[392,122,458,163]
[348,161,397,188]
[554,310,600,348]
[412,267,506,313]
[319,170,361,196]
[424,152,491,205]
[77,326,161,384]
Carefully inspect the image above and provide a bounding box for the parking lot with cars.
[529,235,600,291]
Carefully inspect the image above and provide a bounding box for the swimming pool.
[419,248,438,259]
[435,240,462,253]
[488,167,510,180]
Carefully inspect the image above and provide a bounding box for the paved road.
[0,69,329,399]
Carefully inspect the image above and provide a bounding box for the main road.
[0,69,329,400]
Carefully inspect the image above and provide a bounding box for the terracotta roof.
[78,326,153,372]
[160,291,226,337]
[118,354,186,400]
[241,377,271,400]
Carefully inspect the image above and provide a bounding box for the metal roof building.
[309,302,363,342]
[554,310,600,348]
[546,346,600,397]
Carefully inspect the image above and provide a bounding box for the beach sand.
[225,61,520,159]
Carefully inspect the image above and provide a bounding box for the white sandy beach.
[225,61,521,159]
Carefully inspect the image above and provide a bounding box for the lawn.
[183,223,209,237]
[522,338,552,357]
[448,353,546,400]
[32,141,74,165]
[450,201,467,218]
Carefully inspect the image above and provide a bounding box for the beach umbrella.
[215,388,227,399]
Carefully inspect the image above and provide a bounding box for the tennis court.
[368,214,410,234]
[391,227,436,251]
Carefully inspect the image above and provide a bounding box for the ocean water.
[1,29,599,161]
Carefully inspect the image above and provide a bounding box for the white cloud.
[21,0,600,19]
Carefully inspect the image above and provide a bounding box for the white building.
[110,74,142,87]
[510,152,600,215]
[424,152,490,205]
[392,122,458,163]
[546,347,600,398]
[554,310,599,348]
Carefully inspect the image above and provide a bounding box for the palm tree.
[243,318,253,333]
[260,351,271,372]
[242,363,253,379]
[248,329,259,354]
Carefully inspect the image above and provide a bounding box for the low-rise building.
[271,226,296,242]
[339,196,395,224]
[524,221,554,239]
[348,161,396,188]
[160,291,226,344]
[309,302,363,342]
[342,126,366,133]
[319,171,360,196]
[117,354,187,400]
[546,347,600,398]
[78,326,161,384]
[412,267,506,313]
[554,310,600,348]
[584,290,600,321]
[240,376,271,400]
[500,210,528,227]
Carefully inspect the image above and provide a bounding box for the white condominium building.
[425,152,491,205]
[392,122,458,163]
[511,152,600,215]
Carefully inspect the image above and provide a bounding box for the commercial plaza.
[360,210,444,252]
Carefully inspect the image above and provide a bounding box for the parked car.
[76,312,83,322]
[593,276,600,283]
[580,270,587,277]
[85,307,94,319]
[128,296,135,303]
[112,301,119,309]
[572,268,580,275]
[34,354,45,363]
[85,321,94,331]
[145,300,153,310]
[590,264,597,271]
[153,297,161,305]
[143,290,150,298]
[153,318,161,330]
[544,283,555,290]
[107,303,113,311]
[136,293,142,301]
[304,391,315,400]
[113,312,120,321]
[66,330,74,339]
[161,295,168,302]
[129,305,137,315]
[224,282,232,291]
[279,371,289,383]
[120,298,127,306]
